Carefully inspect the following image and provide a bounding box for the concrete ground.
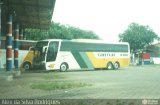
[0,65,160,99]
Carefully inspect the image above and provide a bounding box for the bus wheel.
[107,62,113,70]
[23,62,31,71]
[114,62,119,70]
[60,63,68,72]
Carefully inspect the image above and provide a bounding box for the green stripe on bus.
[71,51,88,68]
[79,52,93,69]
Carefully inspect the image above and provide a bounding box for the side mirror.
[42,46,47,53]
[29,47,34,51]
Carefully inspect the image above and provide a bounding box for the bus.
[0,38,37,69]
[32,39,130,71]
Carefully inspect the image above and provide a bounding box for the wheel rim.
[61,64,67,71]
[107,63,112,70]
[24,64,30,70]
[114,63,119,69]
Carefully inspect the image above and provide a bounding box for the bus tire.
[107,62,113,70]
[60,62,68,72]
[23,62,31,71]
[114,62,119,70]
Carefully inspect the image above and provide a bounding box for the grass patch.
[31,82,92,91]
[43,73,66,80]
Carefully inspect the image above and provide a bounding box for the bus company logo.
[48,64,54,68]
[97,52,115,57]
[142,99,148,105]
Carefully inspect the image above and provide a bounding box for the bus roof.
[40,39,129,45]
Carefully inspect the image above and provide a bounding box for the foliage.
[25,29,48,40]
[25,22,99,40]
[119,23,158,51]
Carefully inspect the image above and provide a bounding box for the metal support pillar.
[6,14,12,71]
[14,24,19,69]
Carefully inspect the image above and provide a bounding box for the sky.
[52,0,160,42]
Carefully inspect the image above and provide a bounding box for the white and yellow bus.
[32,39,130,71]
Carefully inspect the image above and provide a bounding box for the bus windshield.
[33,41,48,62]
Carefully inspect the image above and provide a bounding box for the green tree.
[48,23,73,39]
[25,29,48,40]
[25,22,99,40]
[119,23,158,52]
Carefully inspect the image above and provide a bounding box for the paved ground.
[0,65,160,99]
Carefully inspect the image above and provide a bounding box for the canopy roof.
[1,0,56,29]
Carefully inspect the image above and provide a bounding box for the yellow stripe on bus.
[86,52,130,68]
